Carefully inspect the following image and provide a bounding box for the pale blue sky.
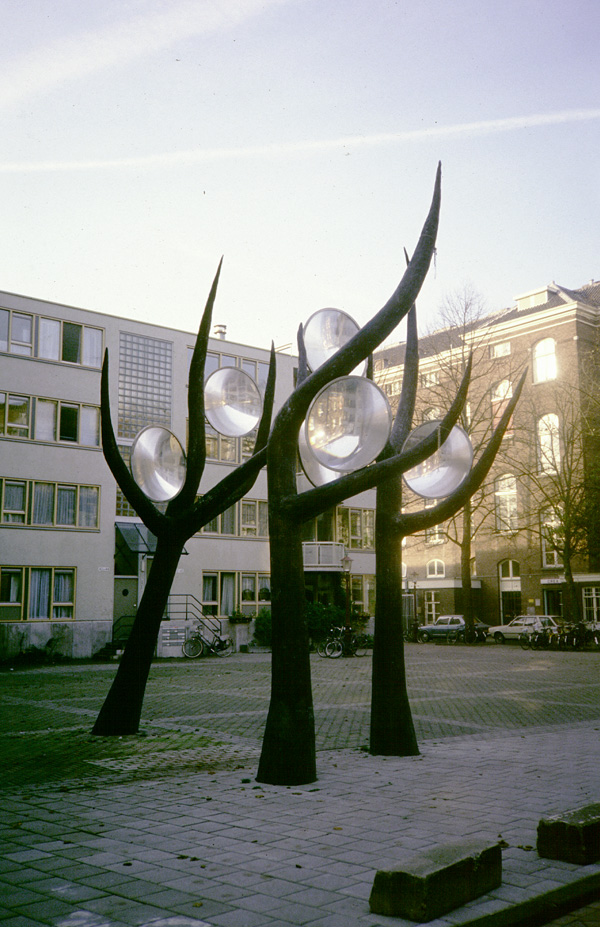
[1,0,598,350]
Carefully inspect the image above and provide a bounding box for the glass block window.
[118,332,172,438]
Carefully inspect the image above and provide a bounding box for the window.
[336,507,375,549]
[424,501,444,544]
[59,404,79,442]
[205,423,237,462]
[427,559,445,578]
[420,370,439,388]
[499,560,520,579]
[0,566,75,620]
[240,500,268,537]
[537,413,560,473]
[424,590,440,621]
[533,338,557,383]
[422,407,440,422]
[201,502,238,535]
[1,479,99,528]
[0,310,33,356]
[0,309,103,366]
[239,572,272,614]
[118,332,172,438]
[494,474,518,532]
[0,392,99,446]
[201,571,235,616]
[583,587,600,624]
[491,380,513,433]
[541,509,562,567]
[2,480,27,523]
[0,393,30,438]
[490,341,511,358]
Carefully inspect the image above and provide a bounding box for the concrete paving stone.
[207,912,277,927]
[0,917,51,927]
[0,884,46,906]
[11,897,76,923]
[22,875,106,903]
[81,895,178,925]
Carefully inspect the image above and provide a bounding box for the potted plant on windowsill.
[229,608,253,624]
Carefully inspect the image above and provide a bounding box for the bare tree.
[256,165,444,785]
[510,380,600,624]
[369,295,527,756]
[405,287,526,629]
[92,263,276,736]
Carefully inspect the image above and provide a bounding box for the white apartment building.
[0,290,377,660]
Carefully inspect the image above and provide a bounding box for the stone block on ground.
[537,803,600,865]
[369,838,502,922]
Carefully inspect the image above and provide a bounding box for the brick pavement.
[0,646,599,926]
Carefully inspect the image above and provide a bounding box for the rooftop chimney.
[214,324,227,340]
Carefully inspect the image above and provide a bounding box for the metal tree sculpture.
[256,166,459,785]
[370,299,527,756]
[92,262,276,736]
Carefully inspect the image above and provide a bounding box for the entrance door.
[499,560,521,623]
[113,577,138,641]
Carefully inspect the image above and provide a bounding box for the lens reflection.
[303,308,367,375]
[305,376,391,472]
[130,426,187,502]
[402,422,473,499]
[205,367,262,437]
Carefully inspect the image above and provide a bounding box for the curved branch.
[290,352,472,524]
[397,368,528,535]
[269,163,442,449]
[100,351,165,536]
[389,301,419,452]
[170,258,222,514]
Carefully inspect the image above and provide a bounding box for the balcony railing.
[302,541,345,570]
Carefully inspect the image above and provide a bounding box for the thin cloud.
[0,0,290,111]
[1,109,599,173]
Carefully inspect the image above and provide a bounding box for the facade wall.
[376,283,600,627]
[1,288,378,659]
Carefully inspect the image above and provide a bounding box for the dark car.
[417,615,489,643]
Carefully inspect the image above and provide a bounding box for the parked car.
[417,615,489,643]
[488,615,559,643]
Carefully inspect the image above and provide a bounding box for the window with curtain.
[29,568,51,618]
[220,573,235,616]
[79,406,99,446]
[33,483,55,525]
[3,481,26,523]
[258,575,271,601]
[34,399,57,441]
[221,504,237,535]
[82,328,102,367]
[202,573,218,615]
[241,574,256,601]
[541,509,562,567]
[53,570,74,617]
[78,486,99,528]
[38,318,61,360]
[56,486,77,525]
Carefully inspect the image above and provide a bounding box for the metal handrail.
[167,593,222,637]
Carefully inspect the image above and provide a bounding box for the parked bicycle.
[182,622,234,658]
[317,626,370,658]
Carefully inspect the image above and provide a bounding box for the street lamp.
[341,552,353,654]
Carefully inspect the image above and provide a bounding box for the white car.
[489,615,559,643]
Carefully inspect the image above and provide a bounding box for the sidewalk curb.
[456,870,600,927]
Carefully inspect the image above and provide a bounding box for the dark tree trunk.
[92,534,184,735]
[370,478,419,756]
[256,513,316,785]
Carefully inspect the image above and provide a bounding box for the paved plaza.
[0,644,599,926]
